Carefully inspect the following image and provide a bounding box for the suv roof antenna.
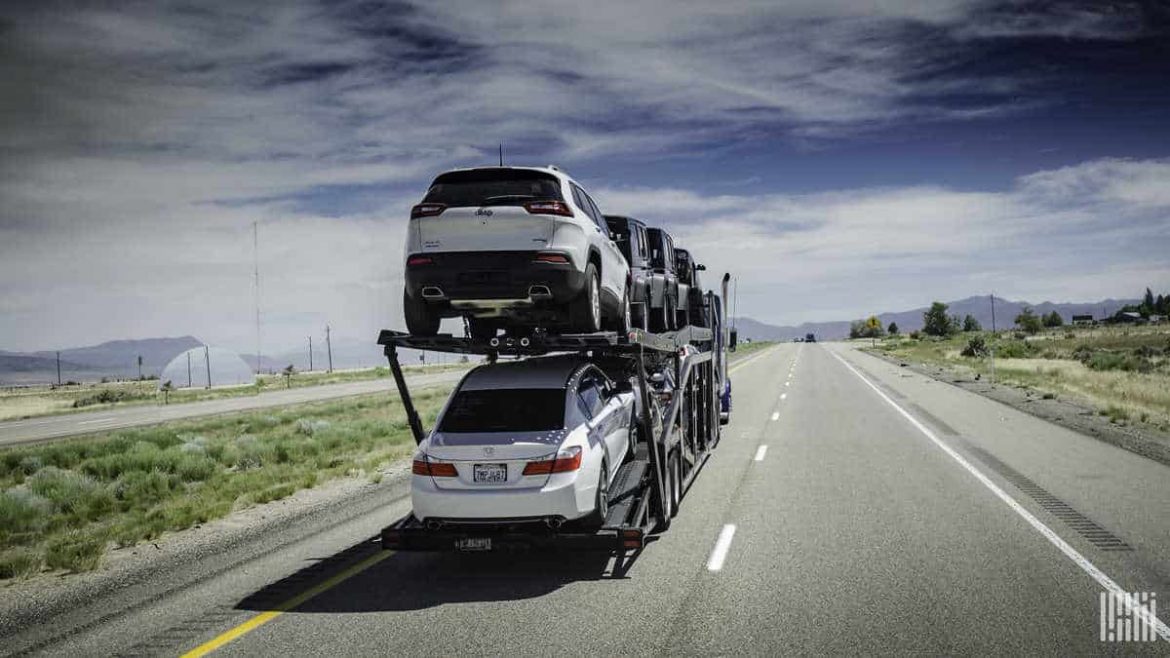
[499,144,503,166]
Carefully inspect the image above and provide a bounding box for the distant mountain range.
[0,334,450,385]
[0,336,204,385]
[0,295,1142,383]
[735,296,1141,342]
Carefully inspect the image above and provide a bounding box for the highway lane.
[10,343,1169,655]
[0,369,468,448]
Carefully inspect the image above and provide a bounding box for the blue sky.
[1,1,1169,352]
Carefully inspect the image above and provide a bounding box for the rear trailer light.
[411,203,446,219]
[523,446,583,475]
[533,252,569,264]
[523,200,574,217]
[406,255,434,266]
[412,458,458,477]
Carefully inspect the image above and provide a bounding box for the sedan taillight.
[522,446,583,475]
[412,458,458,477]
[523,200,574,217]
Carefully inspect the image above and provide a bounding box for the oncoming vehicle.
[805,333,816,343]
[403,166,630,338]
[411,356,636,527]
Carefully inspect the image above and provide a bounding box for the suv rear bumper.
[405,251,585,312]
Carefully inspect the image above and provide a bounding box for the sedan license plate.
[473,463,507,483]
[456,537,492,552]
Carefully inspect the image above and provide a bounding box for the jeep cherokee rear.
[403,167,630,338]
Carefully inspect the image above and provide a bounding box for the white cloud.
[594,158,1170,325]
[0,1,1163,350]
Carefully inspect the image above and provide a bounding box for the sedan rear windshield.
[423,169,563,208]
[438,388,565,432]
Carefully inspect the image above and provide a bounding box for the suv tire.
[569,263,602,333]
[608,285,631,333]
[403,289,440,336]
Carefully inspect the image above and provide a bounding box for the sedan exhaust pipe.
[545,517,563,530]
[425,519,443,531]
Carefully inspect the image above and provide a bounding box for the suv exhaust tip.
[424,519,444,531]
[528,285,553,300]
[421,286,446,300]
[544,517,564,530]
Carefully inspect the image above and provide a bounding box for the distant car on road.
[411,356,635,528]
[403,166,631,338]
[805,333,816,343]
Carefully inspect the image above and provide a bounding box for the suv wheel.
[608,285,631,333]
[569,263,602,333]
[403,289,440,336]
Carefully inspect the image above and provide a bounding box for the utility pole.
[499,144,503,166]
[56,351,61,386]
[325,324,333,373]
[187,351,192,388]
[253,221,262,376]
[204,345,212,388]
[308,336,313,371]
[989,293,997,386]
[137,355,143,380]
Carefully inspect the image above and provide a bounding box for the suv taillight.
[407,255,434,266]
[522,446,582,475]
[524,200,574,217]
[411,203,446,219]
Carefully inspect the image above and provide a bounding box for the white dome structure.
[159,346,254,389]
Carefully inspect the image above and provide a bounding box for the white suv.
[403,166,631,338]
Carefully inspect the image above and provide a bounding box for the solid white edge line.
[754,445,768,462]
[770,412,779,421]
[706,524,737,572]
[828,349,1170,642]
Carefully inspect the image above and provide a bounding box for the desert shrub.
[112,469,173,507]
[0,548,43,579]
[961,335,989,358]
[0,488,52,544]
[44,531,105,572]
[71,389,138,408]
[26,467,116,521]
[1072,345,1094,363]
[1134,345,1158,358]
[908,331,921,340]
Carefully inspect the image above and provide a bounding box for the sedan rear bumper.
[411,472,594,522]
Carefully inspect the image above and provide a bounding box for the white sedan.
[411,356,635,528]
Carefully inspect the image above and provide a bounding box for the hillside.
[736,296,1141,341]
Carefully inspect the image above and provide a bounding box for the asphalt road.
[0,370,467,448]
[8,343,1169,655]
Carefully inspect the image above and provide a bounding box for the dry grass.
[871,325,1170,432]
[0,362,470,422]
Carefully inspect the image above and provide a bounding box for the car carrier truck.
[375,274,734,561]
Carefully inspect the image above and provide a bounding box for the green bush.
[961,335,989,358]
[994,341,1036,359]
[1086,351,1153,373]
[44,531,105,572]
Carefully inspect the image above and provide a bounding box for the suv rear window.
[438,388,565,432]
[423,169,563,208]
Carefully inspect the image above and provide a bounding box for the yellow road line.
[183,344,778,656]
[180,550,390,657]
